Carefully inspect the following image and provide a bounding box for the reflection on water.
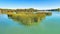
[1,12,60,34]
[7,12,52,25]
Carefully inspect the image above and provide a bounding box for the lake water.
[0,11,60,34]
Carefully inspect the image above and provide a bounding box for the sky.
[0,0,60,10]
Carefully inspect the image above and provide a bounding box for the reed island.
[0,8,52,25]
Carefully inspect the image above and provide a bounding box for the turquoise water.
[0,12,60,34]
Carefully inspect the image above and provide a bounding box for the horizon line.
[0,8,60,10]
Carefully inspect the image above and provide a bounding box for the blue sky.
[0,0,60,10]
